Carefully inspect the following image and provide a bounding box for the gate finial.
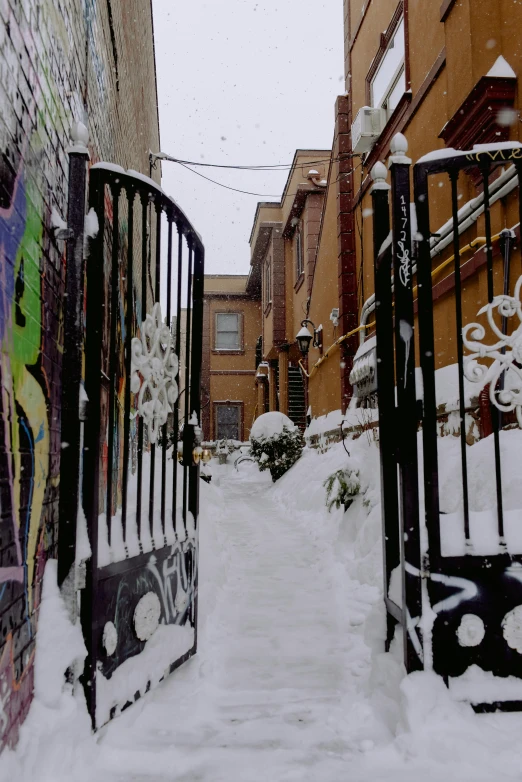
[67,121,90,156]
[389,133,412,165]
[370,161,390,191]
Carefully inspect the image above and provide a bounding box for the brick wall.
[0,0,160,751]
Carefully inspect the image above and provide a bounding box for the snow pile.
[98,452,190,567]
[96,624,195,727]
[437,429,522,555]
[249,411,296,440]
[305,408,344,438]
[5,433,522,779]
[34,561,87,708]
[0,561,94,782]
[306,361,485,444]
[84,207,99,239]
[269,437,522,778]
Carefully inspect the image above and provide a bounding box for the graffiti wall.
[0,0,160,751]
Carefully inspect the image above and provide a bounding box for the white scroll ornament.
[462,275,522,427]
[130,303,179,443]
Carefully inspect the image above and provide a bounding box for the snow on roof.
[487,55,516,79]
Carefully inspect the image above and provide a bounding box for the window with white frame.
[295,227,304,279]
[265,258,272,307]
[371,18,405,120]
[215,312,240,350]
[215,404,241,440]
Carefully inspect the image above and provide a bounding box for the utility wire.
[174,160,283,196]
[173,158,362,198]
[152,151,361,172]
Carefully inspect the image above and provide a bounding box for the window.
[371,18,405,120]
[216,404,241,440]
[215,312,240,350]
[265,258,272,307]
[295,227,304,278]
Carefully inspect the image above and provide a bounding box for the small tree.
[324,468,360,512]
[250,412,304,481]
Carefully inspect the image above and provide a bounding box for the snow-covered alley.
[7,438,522,781]
[99,460,378,782]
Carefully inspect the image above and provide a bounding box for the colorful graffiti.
[0,0,86,751]
[0,0,160,752]
[0,149,52,748]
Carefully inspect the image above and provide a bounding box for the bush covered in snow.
[250,412,304,481]
[324,467,360,512]
[215,438,241,455]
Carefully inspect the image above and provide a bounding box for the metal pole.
[389,133,422,672]
[370,161,401,651]
[58,122,90,589]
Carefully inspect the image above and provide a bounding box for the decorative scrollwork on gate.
[462,275,522,426]
[130,303,179,443]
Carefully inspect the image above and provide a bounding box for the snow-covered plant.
[215,438,238,455]
[250,412,304,481]
[323,467,360,512]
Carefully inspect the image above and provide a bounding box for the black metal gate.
[372,137,522,707]
[78,163,204,727]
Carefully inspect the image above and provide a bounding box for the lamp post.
[296,319,321,356]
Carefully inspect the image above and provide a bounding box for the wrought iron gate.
[79,163,204,727]
[372,136,522,708]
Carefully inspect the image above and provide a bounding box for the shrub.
[324,467,360,512]
[250,412,304,481]
[215,438,238,456]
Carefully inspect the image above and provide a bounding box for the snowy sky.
[151,0,345,275]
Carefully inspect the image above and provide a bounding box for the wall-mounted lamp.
[296,319,322,357]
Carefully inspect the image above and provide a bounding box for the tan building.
[246,0,522,428]
[248,151,331,426]
[339,0,522,399]
[202,275,262,442]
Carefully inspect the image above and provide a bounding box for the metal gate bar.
[80,164,204,727]
[173,230,183,534]
[449,172,471,544]
[413,162,441,563]
[183,245,193,524]
[370,167,401,650]
[390,148,422,670]
[482,163,505,544]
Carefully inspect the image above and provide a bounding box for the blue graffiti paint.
[0,170,27,343]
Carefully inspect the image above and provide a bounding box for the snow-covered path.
[7,441,522,781]
[97,465,365,781]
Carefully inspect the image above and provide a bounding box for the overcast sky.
[152,0,344,276]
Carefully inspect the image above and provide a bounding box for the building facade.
[246,0,522,431]
[0,0,160,751]
[248,151,330,428]
[201,275,261,443]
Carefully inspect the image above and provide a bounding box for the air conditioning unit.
[351,106,387,154]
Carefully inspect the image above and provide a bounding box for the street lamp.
[296,319,321,356]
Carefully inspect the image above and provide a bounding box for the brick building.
[0,0,160,751]
[245,0,522,430]
[201,275,261,442]
[248,151,329,428]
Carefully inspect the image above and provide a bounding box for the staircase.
[288,364,306,432]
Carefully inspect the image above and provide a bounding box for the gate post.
[58,122,90,592]
[370,162,401,651]
[389,134,423,671]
